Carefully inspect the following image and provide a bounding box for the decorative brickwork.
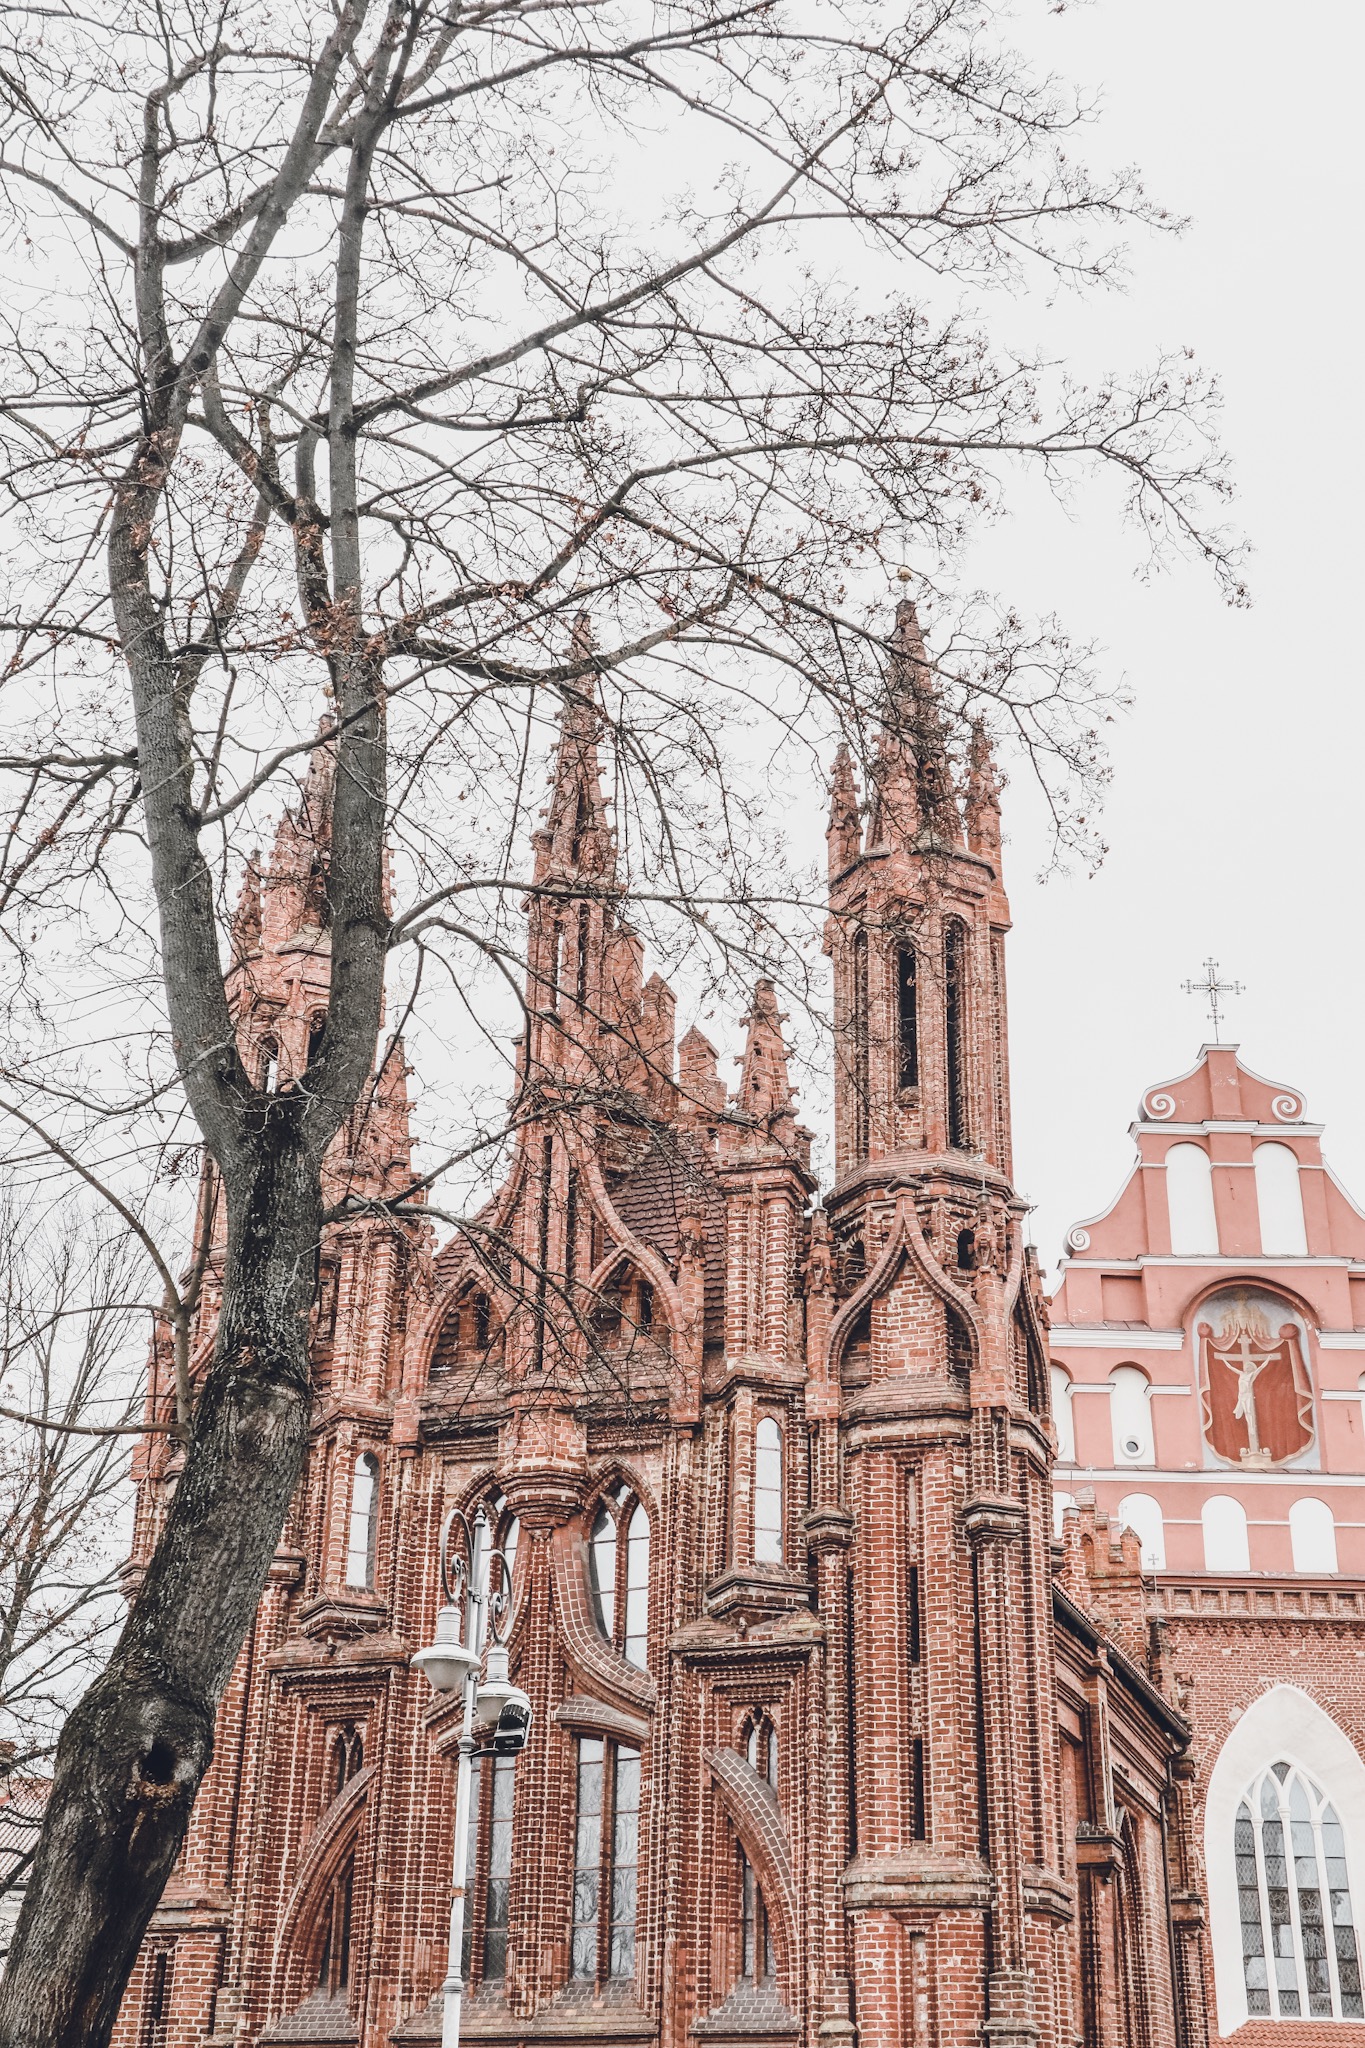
[116,613,1204,2048]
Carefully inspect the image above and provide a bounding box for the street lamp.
[412,1509,533,2048]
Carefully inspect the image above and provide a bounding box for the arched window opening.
[944,1303,972,1383]
[329,1725,363,1802]
[259,1035,280,1093]
[317,1859,354,1996]
[1117,1492,1165,1572]
[624,1504,650,1668]
[1290,1497,1338,1574]
[572,1738,641,1986]
[550,919,566,1014]
[943,919,969,1150]
[1110,1365,1155,1466]
[306,1011,327,1069]
[1167,1142,1219,1255]
[744,1715,779,1793]
[1256,1143,1308,1257]
[955,1227,976,1271]
[896,944,919,1090]
[753,1418,783,1564]
[1237,1760,1363,2018]
[1202,1495,1251,1573]
[344,1454,378,1590]
[1053,1489,1077,1540]
[1050,1366,1075,1464]
[587,1489,650,1668]
[738,1845,775,1988]
[590,1263,667,1356]
[575,902,590,1007]
[430,1285,503,1380]
[851,929,869,1157]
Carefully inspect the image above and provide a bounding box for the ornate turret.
[812,589,1053,2048]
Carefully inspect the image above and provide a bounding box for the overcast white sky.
[969,0,1365,1278]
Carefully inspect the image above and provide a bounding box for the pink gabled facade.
[1051,1045,1365,2039]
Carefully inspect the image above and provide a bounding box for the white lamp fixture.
[412,1603,480,1694]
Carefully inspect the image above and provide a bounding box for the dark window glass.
[896,945,918,1089]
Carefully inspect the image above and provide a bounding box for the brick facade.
[117,605,1208,2048]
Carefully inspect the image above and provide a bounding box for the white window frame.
[1206,1686,1365,2033]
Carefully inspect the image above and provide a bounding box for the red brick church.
[115,607,1365,2047]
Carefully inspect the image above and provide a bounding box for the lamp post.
[412,1509,531,2048]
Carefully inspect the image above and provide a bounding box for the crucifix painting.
[1197,1290,1314,1467]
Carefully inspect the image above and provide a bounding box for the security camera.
[492,1690,533,1755]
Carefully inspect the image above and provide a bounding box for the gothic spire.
[827,743,862,878]
[965,717,1003,864]
[732,978,797,1141]
[536,614,614,886]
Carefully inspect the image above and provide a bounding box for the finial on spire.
[965,719,1003,862]
[827,743,862,876]
[538,616,613,883]
[231,850,263,964]
[733,978,796,1136]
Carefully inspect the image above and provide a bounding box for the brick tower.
[819,601,1057,2048]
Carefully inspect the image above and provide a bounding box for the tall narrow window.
[306,1011,327,1068]
[1202,1494,1251,1573]
[1237,1760,1363,2018]
[753,1418,783,1564]
[851,929,869,1157]
[1050,1366,1075,1463]
[587,1491,650,1668]
[533,1134,552,1371]
[1166,1142,1218,1255]
[575,903,590,1007]
[484,1753,515,1981]
[746,1717,779,1792]
[943,920,968,1149]
[317,1860,354,1994]
[1110,1364,1154,1466]
[550,920,566,1013]
[589,1505,617,1641]
[1290,1497,1338,1574]
[345,1454,378,1590]
[624,1505,650,1669]
[1117,1492,1165,1572]
[896,944,919,1090]
[1256,1143,1308,1257]
[738,1846,775,1986]
[259,1035,280,1093]
[572,1739,641,1985]
[460,1750,517,1986]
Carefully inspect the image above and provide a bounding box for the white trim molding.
[1050,1327,1185,1350]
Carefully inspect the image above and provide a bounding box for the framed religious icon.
[1197,1289,1314,1468]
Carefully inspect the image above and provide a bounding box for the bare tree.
[0,1198,147,1951]
[0,0,1239,2038]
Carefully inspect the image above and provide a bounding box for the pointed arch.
[1206,1686,1365,2032]
[704,1747,796,1972]
[826,1194,981,1382]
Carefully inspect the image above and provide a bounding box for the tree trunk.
[0,1130,321,2048]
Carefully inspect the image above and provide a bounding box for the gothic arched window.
[753,1418,783,1564]
[1236,1760,1364,2019]
[851,928,869,1156]
[344,1454,378,1590]
[744,1715,779,1793]
[895,944,919,1091]
[588,1488,651,1669]
[943,918,969,1150]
